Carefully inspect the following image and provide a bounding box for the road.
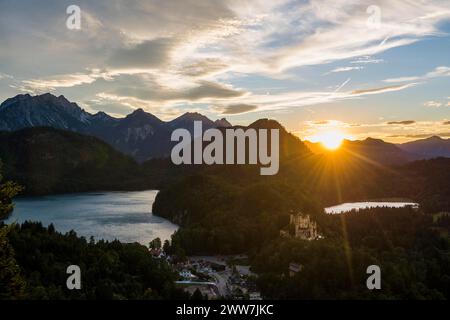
[212,271,230,297]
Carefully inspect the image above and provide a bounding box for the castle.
[281,212,319,240]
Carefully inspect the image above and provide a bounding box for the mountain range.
[0,93,231,162]
[305,136,450,166]
[398,136,450,159]
[0,93,449,164]
[304,138,417,166]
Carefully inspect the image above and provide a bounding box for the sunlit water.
[6,190,178,244]
[325,201,419,214]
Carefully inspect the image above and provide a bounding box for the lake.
[6,190,178,245]
[324,201,419,214]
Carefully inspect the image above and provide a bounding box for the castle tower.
[289,212,318,240]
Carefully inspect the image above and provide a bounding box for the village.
[149,211,321,299]
[148,247,262,300]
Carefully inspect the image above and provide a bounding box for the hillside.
[398,136,450,159]
[153,127,450,254]
[0,127,156,195]
[305,138,418,166]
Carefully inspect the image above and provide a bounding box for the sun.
[309,130,347,150]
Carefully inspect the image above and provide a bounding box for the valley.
[1,93,450,300]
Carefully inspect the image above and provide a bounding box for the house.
[180,270,196,280]
[289,263,303,277]
[210,262,226,272]
[249,292,262,300]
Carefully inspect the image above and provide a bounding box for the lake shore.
[7,190,178,244]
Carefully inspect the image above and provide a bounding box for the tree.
[0,161,25,299]
[8,221,186,300]
[191,288,205,300]
[0,225,26,299]
[163,240,172,254]
[0,160,23,220]
[149,237,162,250]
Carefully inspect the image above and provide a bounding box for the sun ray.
[307,130,351,151]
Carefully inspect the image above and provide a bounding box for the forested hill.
[153,149,450,255]
[2,221,189,299]
[0,127,158,195]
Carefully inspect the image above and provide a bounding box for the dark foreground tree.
[0,160,22,220]
[0,161,25,299]
[0,225,26,299]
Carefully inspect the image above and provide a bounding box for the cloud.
[384,66,450,83]
[312,120,330,125]
[427,66,450,78]
[2,0,450,118]
[112,78,245,102]
[183,81,245,101]
[350,58,384,64]
[82,99,134,117]
[384,76,421,83]
[17,71,419,118]
[387,120,416,125]
[251,0,450,73]
[180,58,229,77]
[107,38,177,71]
[95,73,247,107]
[326,66,364,74]
[424,100,443,108]
[226,80,418,115]
[296,119,450,143]
[214,103,258,115]
[0,72,13,80]
[305,120,350,127]
[93,92,182,119]
[351,83,418,95]
[17,70,111,93]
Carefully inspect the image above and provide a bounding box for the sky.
[0,0,449,142]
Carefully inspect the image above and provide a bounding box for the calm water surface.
[325,201,419,214]
[6,190,178,244]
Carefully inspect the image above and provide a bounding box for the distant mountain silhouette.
[0,117,312,195]
[1,93,448,164]
[305,138,419,166]
[0,93,232,162]
[398,136,450,159]
[214,118,232,128]
[0,93,93,132]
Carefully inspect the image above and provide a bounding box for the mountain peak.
[0,93,32,109]
[126,108,161,120]
[170,112,215,127]
[364,137,384,143]
[214,118,232,128]
[129,108,147,115]
[94,111,108,117]
[398,135,450,159]
[178,112,209,120]
[92,111,115,121]
[249,118,286,131]
[121,108,163,128]
[2,93,75,108]
[40,92,55,98]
